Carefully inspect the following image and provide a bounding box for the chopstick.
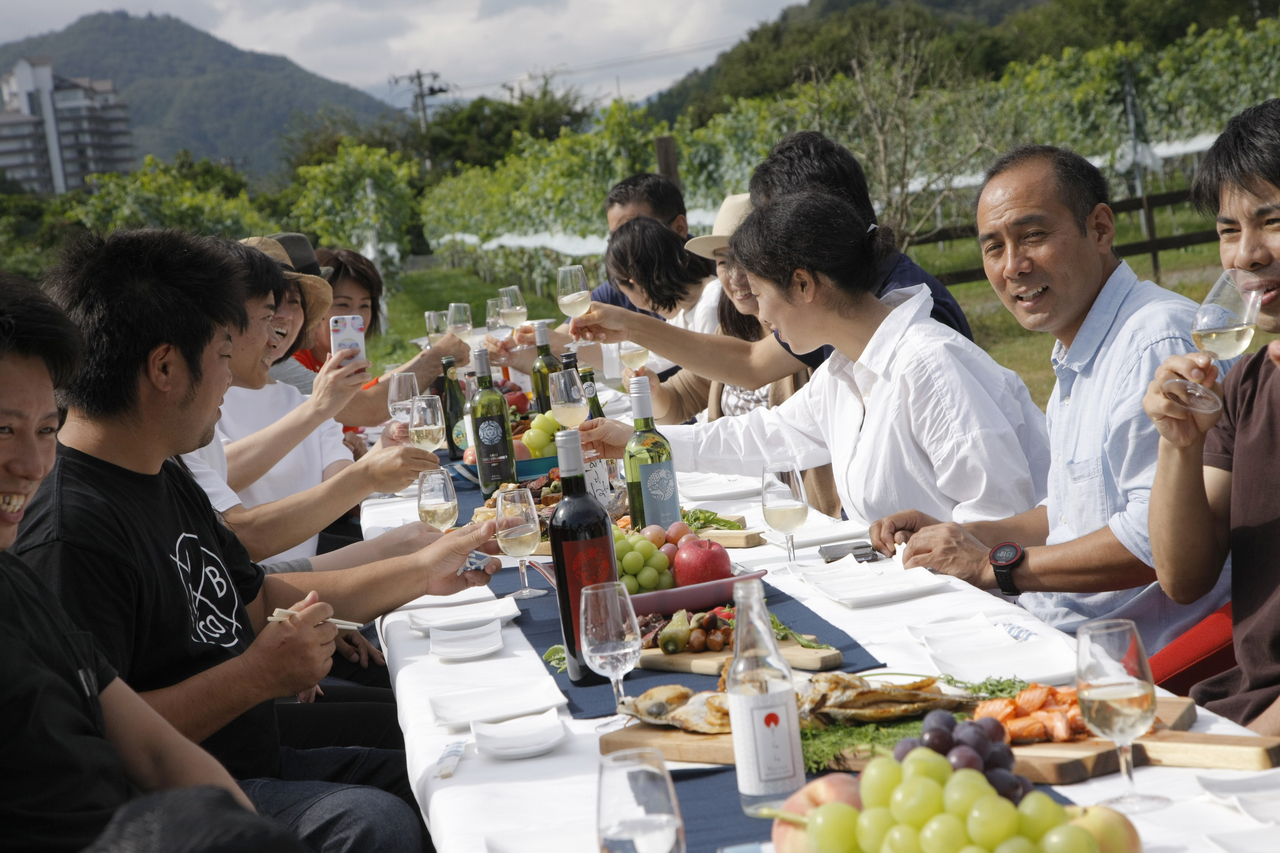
[269,608,363,631]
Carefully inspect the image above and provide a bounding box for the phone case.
[329,315,367,366]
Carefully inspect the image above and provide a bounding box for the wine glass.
[558,265,592,351]
[1163,268,1263,413]
[496,488,547,600]
[424,310,448,347]
[762,462,808,566]
[416,469,458,531]
[447,302,473,343]
[499,287,532,353]
[582,581,643,732]
[619,341,649,372]
[1076,618,1171,814]
[409,395,446,452]
[597,748,685,853]
[386,373,419,425]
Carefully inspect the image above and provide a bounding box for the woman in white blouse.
[580,190,1052,528]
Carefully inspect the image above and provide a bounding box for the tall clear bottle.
[469,348,516,497]
[548,430,613,686]
[623,377,681,529]
[727,578,806,815]
[459,368,478,453]
[530,320,562,414]
[440,355,466,461]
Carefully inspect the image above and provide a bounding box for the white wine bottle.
[623,376,680,529]
[469,349,516,497]
[530,320,562,414]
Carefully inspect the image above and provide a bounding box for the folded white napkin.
[762,519,869,549]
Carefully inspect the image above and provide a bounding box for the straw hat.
[240,236,332,345]
[685,193,752,260]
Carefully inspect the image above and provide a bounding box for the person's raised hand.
[511,324,537,347]
[355,443,438,494]
[430,332,472,366]
[578,418,633,459]
[1142,353,1224,448]
[243,590,337,698]
[377,420,408,448]
[900,523,992,587]
[342,431,369,460]
[310,349,370,420]
[771,774,862,853]
[419,521,501,596]
[570,303,632,344]
[335,630,385,669]
[622,365,658,394]
[868,509,942,556]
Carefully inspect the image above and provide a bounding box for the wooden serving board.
[639,636,842,675]
[601,721,736,764]
[697,527,765,548]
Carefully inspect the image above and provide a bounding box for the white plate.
[1199,769,1280,823]
[762,519,870,549]
[679,474,762,501]
[925,628,1078,687]
[430,679,569,726]
[476,728,568,760]
[430,619,504,662]
[811,566,951,608]
[471,708,564,749]
[410,597,521,632]
[1208,827,1280,853]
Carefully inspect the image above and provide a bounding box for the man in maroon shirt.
[1144,98,1280,733]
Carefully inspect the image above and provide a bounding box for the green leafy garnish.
[770,613,832,650]
[800,719,924,773]
[938,674,1029,699]
[682,509,743,531]
[543,645,567,674]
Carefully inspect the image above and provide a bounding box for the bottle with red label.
[726,578,806,815]
[548,429,615,685]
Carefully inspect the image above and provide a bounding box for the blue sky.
[5,0,798,106]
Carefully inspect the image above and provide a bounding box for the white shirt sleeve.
[179,439,242,514]
[319,417,354,470]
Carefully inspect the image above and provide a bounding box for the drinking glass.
[581,581,642,731]
[496,488,547,600]
[409,395,446,452]
[558,265,591,351]
[416,469,458,531]
[424,310,448,347]
[549,369,590,428]
[386,373,419,424]
[762,462,809,565]
[619,341,649,372]
[447,302,473,343]
[1076,618,1170,814]
[1163,268,1263,413]
[498,287,531,353]
[597,749,685,853]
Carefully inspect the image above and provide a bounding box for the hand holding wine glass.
[762,462,808,565]
[619,340,650,372]
[558,265,592,351]
[581,581,642,731]
[496,488,547,600]
[1162,268,1262,413]
[548,369,590,428]
[416,469,458,531]
[447,303,473,343]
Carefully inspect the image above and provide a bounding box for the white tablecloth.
[370,484,1274,853]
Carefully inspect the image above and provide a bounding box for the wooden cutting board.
[639,636,842,675]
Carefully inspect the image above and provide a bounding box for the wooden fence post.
[654,136,681,190]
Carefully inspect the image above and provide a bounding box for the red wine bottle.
[548,429,615,685]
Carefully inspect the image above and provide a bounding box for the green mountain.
[0,11,396,176]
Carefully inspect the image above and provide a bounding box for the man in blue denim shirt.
[871,145,1231,654]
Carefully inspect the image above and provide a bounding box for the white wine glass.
[386,373,419,425]
[498,287,531,353]
[409,395,446,452]
[762,462,809,566]
[549,369,590,428]
[619,341,649,372]
[581,581,643,732]
[447,302,473,343]
[416,469,458,531]
[496,487,547,600]
[424,310,449,347]
[1163,268,1263,413]
[1076,618,1170,814]
[597,748,685,853]
[558,265,592,351]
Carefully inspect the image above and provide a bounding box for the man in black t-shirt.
[16,231,499,853]
[0,273,301,853]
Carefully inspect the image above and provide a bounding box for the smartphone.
[329,315,366,367]
[818,540,879,563]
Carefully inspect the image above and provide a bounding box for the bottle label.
[447,366,458,381]
[557,536,617,650]
[474,414,512,483]
[582,380,596,398]
[728,690,806,796]
[637,459,681,528]
[452,420,469,450]
[585,459,613,506]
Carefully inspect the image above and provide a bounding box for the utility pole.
[390,70,450,134]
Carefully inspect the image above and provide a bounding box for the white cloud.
[3,0,794,105]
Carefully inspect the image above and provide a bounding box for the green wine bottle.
[469,348,516,497]
[623,376,681,529]
[529,320,562,415]
[440,356,466,462]
[579,366,606,421]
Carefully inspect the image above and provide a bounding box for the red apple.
[673,540,732,587]
[503,391,529,414]
[772,774,862,853]
[1065,806,1141,853]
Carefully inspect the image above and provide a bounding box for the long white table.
[367,482,1275,853]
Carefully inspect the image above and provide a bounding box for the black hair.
[980,144,1110,234]
[605,173,687,224]
[748,131,897,261]
[224,240,286,310]
[316,247,383,336]
[0,272,83,389]
[715,254,764,342]
[605,217,713,314]
[729,191,878,305]
[272,276,310,364]
[43,229,248,418]
[1191,99,1280,216]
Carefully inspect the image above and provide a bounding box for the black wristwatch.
[989,542,1025,596]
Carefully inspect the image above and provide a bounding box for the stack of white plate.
[470,708,568,760]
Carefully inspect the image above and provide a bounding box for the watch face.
[992,543,1020,565]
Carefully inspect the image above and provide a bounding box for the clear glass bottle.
[726,579,806,816]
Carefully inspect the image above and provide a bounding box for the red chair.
[1148,602,1235,696]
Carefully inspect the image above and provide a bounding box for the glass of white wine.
[447,302,473,343]
[619,341,649,372]
[1077,618,1170,814]
[386,373,419,426]
[762,462,809,566]
[496,487,547,600]
[424,310,448,347]
[498,287,531,353]
[1163,268,1263,413]
[417,469,458,531]
[597,748,685,853]
[409,395,446,452]
[582,581,642,732]
[558,265,592,351]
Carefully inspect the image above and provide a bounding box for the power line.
[389,69,451,132]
